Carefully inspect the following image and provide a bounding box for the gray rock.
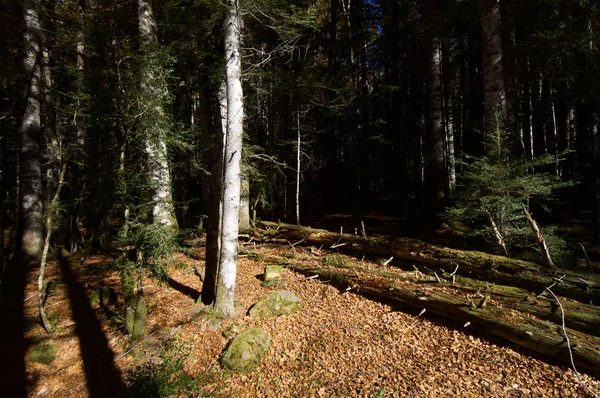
[249,290,302,318]
[220,328,271,373]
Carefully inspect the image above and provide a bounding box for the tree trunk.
[296,107,301,226]
[500,0,520,154]
[441,36,456,192]
[481,0,506,134]
[214,0,244,317]
[239,174,250,230]
[138,0,178,230]
[424,0,447,212]
[38,164,66,333]
[75,0,86,146]
[18,0,44,260]
[202,83,227,305]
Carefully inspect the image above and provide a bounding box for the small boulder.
[264,265,283,280]
[220,328,271,373]
[249,290,302,318]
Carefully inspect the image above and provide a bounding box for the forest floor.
[3,228,600,397]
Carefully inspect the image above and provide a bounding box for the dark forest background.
[1,0,600,267]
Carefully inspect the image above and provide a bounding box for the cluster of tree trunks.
[257,221,600,374]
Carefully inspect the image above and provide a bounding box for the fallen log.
[285,262,600,375]
[289,255,600,337]
[257,221,600,304]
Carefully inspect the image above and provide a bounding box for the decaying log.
[257,221,600,304]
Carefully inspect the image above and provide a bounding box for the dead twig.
[580,243,595,274]
[538,274,566,298]
[545,287,598,398]
[449,262,459,276]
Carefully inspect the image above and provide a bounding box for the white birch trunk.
[138,0,178,230]
[214,0,244,317]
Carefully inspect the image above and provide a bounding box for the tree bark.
[18,0,44,260]
[138,0,178,230]
[202,82,227,305]
[258,221,600,304]
[296,107,301,226]
[239,174,250,230]
[424,0,447,212]
[481,0,506,134]
[214,0,244,317]
[500,0,520,154]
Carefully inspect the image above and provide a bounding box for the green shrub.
[127,340,198,398]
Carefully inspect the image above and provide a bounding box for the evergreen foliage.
[444,114,574,265]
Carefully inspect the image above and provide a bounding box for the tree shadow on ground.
[58,251,129,397]
[167,277,200,302]
[0,254,31,398]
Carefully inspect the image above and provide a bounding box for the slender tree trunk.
[202,83,227,305]
[214,0,244,317]
[75,0,86,146]
[481,0,506,134]
[296,108,301,226]
[138,0,178,230]
[239,175,250,230]
[38,164,66,333]
[424,0,447,212]
[18,0,44,260]
[441,36,456,192]
[42,44,59,199]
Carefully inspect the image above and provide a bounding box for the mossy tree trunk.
[121,249,147,340]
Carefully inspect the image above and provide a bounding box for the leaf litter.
[17,240,600,397]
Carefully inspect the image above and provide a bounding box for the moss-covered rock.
[220,328,271,373]
[89,286,117,308]
[264,265,283,280]
[249,290,302,318]
[260,278,286,288]
[322,255,351,268]
[30,341,58,365]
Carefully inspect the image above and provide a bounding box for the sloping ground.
[4,238,600,397]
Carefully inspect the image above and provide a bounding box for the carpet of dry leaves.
[21,238,600,397]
